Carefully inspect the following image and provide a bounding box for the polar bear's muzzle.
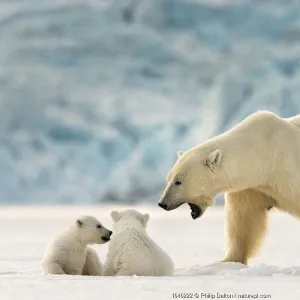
[158,200,184,211]
[101,230,113,242]
[158,200,203,219]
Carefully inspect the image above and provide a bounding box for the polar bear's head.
[110,209,150,229]
[75,216,113,244]
[158,147,226,220]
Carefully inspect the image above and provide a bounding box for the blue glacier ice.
[0,0,300,204]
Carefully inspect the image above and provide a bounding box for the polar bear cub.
[42,215,112,276]
[103,209,174,276]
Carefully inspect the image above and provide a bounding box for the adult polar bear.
[158,111,300,265]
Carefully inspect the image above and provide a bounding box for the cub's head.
[75,216,113,244]
[110,209,150,229]
[158,147,225,219]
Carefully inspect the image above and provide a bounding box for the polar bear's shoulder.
[242,110,282,127]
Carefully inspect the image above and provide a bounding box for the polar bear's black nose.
[158,203,168,210]
[109,230,113,236]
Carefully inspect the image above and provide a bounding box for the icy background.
[1,0,300,204]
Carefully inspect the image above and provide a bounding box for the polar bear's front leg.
[83,247,103,276]
[221,189,272,265]
[68,269,83,275]
[103,253,118,276]
[103,261,116,276]
[43,262,65,275]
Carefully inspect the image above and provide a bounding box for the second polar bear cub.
[104,209,174,276]
[42,216,112,276]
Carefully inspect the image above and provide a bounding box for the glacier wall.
[1,0,300,204]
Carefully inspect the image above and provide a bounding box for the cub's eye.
[174,180,182,186]
[96,224,102,229]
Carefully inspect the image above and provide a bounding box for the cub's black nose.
[158,203,168,210]
[109,231,113,236]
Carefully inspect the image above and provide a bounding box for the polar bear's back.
[285,114,300,128]
[111,228,174,276]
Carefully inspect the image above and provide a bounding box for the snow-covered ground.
[1,205,300,299]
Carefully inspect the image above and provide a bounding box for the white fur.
[159,111,300,264]
[103,209,174,276]
[42,216,112,275]
[160,111,300,213]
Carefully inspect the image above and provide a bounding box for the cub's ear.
[177,151,184,158]
[76,219,83,227]
[111,211,121,222]
[142,213,150,227]
[205,149,222,170]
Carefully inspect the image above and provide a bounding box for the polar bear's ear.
[111,211,121,222]
[205,149,222,170]
[177,151,184,158]
[76,219,83,227]
[142,213,150,227]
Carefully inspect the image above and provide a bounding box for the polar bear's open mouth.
[188,203,202,220]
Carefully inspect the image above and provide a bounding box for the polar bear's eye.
[96,224,102,229]
[174,180,182,186]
